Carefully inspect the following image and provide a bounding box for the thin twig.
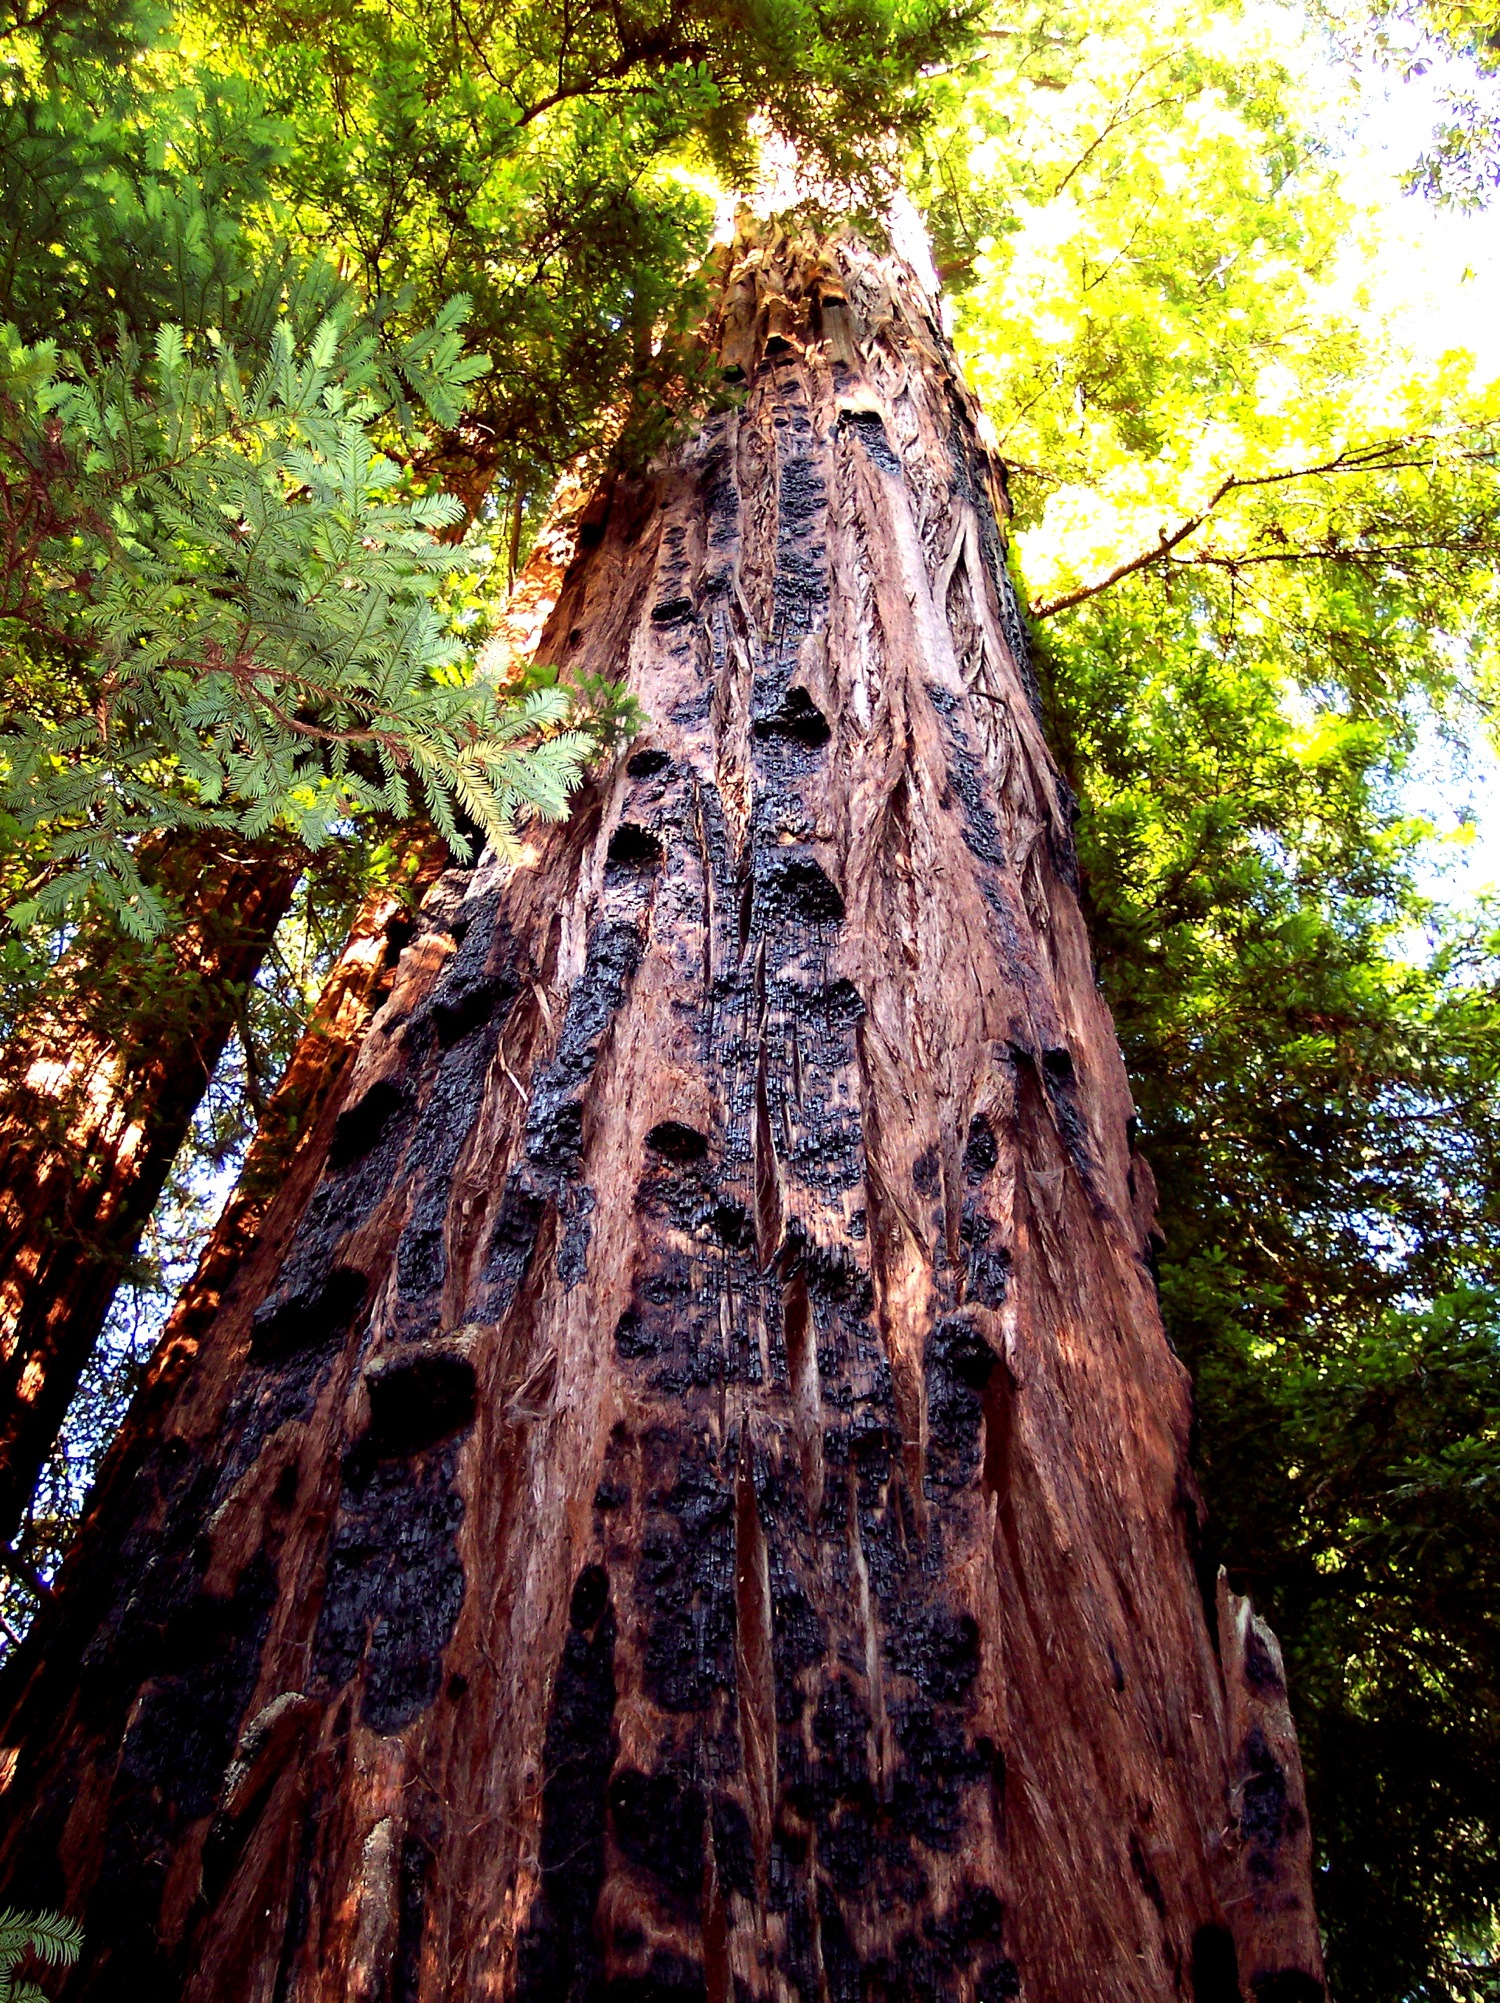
[1030,439,1488,618]
[0,1545,52,1601]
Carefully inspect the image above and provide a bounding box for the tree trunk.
[102,840,448,1444]
[0,837,301,1548]
[0,227,1325,2003]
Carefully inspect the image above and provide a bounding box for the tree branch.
[0,1543,52,1600]
[1028,439,1484,618]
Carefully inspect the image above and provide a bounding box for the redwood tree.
[0,836,300,1548]
[0,228,1326,2002]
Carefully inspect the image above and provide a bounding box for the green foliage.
[0,58,297,349]
[0,12,637,934]
[1037,583,1500,2003]
[919,2,1500,1991]
[0,303,612,933]
[1318,0,1500,207]
[0,1907,81,2002]
[1198,1280,1500,2002]
[0,0,970,927]
[183,0,972,512]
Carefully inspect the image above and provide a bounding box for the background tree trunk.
[0,227,1325,2003]
[0,836,300,1547]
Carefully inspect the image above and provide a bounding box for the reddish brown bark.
[0,229,1324,2002]
[0,837,300,1547]
[115,841,447,1433]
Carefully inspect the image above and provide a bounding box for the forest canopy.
[0,0,1497,1996]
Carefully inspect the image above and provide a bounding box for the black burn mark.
[651,595,695,625]
[614,1217,742,1387]
[1013,1041,1102,1205]
[890,1708,998,1855]
[700,425,740,561]
[250,1264,369,1361]
[526,919,644,1176]
[952,400,1078,881]
[432,974,511,1049]
[818,1881,863,2001]
[328,1078,406,1168]
[393,1827,434,2003]
[384,909,417,957]
[271,1070,409,1317]
[1192,1925,1242,2003]
[1252,1976,1325,2003]
[477,1172,546,1322]
[889,1886,1021,2002]
[925,1312,999,1492]
[765,1527,825,1733]
[1244,1623,1286,1694]
[613,1311,656,1361]
[391,1019,508,1335]
[607,822,664,869]
[752,685,831,750]
[1048,768,1083,892]
[978,1961,1022,2001]
[961,1207,1011,1310]
[711,1200,755,1251]
[754,1354,1007,1953]
[771,393,828,643]
[80,1554,277,1993]
[755,853,845,929]
[1239,1726,1299,1876]
[114,1558,275,1822]
[929,686,1006,870]
[414,889,516,1048]
[712,1791,756,1900]
[646,1120,708,1161]
[637,1445,735,1713]
[889,1606,982,1707]
[362,1341,477,1458]
[312,1442,466,1733]
[70,1439,240,1711]
[946,404,1045,731]
[609,1767,705,1909]
[838,405,903,478]
[788,1675,873,1893]
[964,1114,998,1180]
[513,1566,618,2003]
[626,747,672,778]
[557,1184,596,1291]
[715,977,865,1217]
[598,1952,707,2003]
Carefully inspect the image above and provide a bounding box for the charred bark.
[0,229,1325,2003]
[0,837,300,1547]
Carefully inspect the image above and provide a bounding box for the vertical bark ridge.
[0,226,1324,2003]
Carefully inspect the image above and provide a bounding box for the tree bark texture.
[79,841,448,1484]
[0,837,300,1547]
[0,229,1325,2003]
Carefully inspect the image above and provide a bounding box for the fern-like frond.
[0,1906,83,1976]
